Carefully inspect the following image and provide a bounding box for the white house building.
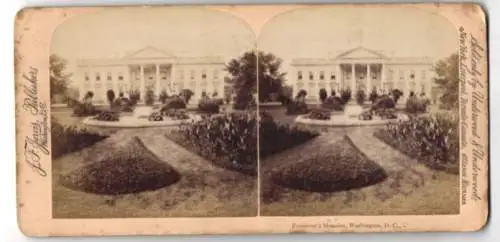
[75,46,227,104]
[290,46,437,103]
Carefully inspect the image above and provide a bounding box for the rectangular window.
[118,73,123,81]
[309,71,314,80]
[319,71,325,80]
[84,72,89,81]
[213,69,219,79]
[298,71,302,80]
[95,73,101,81]
[330,72,336,80]
[387,69,393,80]
[179,70,184,80]
[201,70,207,80]
[107,72,112,81]
[410,70,415,79]
[399,70,404,80]
[190,70,195,80]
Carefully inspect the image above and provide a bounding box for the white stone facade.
[75,46,226,104]
[290,47,436,102]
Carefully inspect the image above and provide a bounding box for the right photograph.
[258,6,460,216]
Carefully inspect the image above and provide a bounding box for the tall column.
[380,63,385,93]
[351,63,356,93]
[367,64,371,92]
[336,64,341,92]
[155,64,160,96]
[127,66,132,95]
[171,64,176,94]
[140,65,145,101]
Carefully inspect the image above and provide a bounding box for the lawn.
[52,118,257,218]
[259,106,459,216]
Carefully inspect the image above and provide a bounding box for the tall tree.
[225,51,257,109]
[225,51,286,108]
[50,54,71,100]
[258,52,286,102]
[433,53,459,110]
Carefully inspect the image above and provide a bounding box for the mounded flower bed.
[259,111,319,158]
[269,135,387,192]
[51,118,108,159]
[373,113,459,174]
[167,112,258,175]
[60,137,181,194]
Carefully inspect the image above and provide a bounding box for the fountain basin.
[295,113,409,127]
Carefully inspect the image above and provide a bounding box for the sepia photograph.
[14,3,488,236]
[49,7,258,218]
[258,6,461,216]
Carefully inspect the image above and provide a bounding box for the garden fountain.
[294,103,409,127]
[82,105,201,128]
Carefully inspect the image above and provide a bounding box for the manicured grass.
[52,127,257,218]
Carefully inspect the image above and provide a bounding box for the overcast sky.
[51,6,458,77]
[51,7,257,74]
[259,6,458,74]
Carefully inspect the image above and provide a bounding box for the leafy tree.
[258,52,286,102]
[391,89,403,103]
[106,89,115,106]
[225,51,286,108]
[145,88,155,106]
[434,53,459,110]
[225,51,257,109]
[180,89,194,104]
[319,88,328,103]
[50,54,71,100]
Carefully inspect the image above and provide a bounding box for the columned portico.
[76,46,226,104]
[291,46,435,103]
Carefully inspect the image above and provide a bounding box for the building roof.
[76,46,225,67]
[291,46,432,66]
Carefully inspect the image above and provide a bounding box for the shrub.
[59,138,181,194]
[369,89,378,103]
[180,89,194,104]
[358,110,373,120]
[164,109,190,120]
[148,112,163,121]
[391,89,403,103]
[72,102,100,117]
[306,108,331,120]
[406,96,429,114]
[51,118,108,159]
[319,88,328,103]
[159,90,168,104]
[198,98,221,114]
[270,136,387,192]
[372,95,396,110]
[160,96,186,112]
[259,112,319,158]
[340,89,352,104]
[168,112,257,175]
[285,100,308,115]
[94,111,120,122]
[106,89,115,106]
[129,90,140,105]
[145,89,155,106]
[374,113,459,173]
[321,96,344,111]
[356,89,366,105]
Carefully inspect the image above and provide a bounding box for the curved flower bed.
[60,138,181,194]
[373,113,459,174]
[270,135,387,192]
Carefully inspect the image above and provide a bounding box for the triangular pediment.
[124,46,175,59]
[336,47,387,60]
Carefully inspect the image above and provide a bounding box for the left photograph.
[50,7,258,218]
